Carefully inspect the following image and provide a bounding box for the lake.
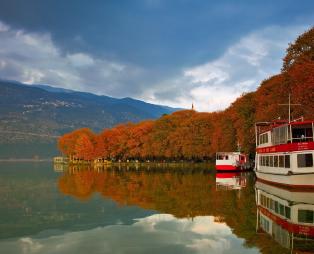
[0,162,312,254]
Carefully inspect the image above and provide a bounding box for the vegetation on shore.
[58,28,314,162]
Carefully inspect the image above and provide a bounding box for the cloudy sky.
[0,0,313,111]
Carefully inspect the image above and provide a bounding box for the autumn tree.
[74,133,95,160]
[282,27,314,72]
[58,128,95,159]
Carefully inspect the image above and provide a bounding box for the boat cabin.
[256,119,314,148]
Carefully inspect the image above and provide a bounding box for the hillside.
[58,27,314,161]
[0,81,179,158]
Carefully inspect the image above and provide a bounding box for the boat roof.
[216,152,245,155]
[256,119,314,134]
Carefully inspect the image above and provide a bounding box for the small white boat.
[215,152,251,171]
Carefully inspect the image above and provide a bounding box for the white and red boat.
[215,152,251,171]
[255,117,314,188]
[255,181,314,252]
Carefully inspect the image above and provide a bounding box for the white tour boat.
[255,117,314,188]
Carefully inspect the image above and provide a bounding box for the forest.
[58,28,314,162]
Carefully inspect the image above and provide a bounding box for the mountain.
[0,80,179,158]
[32,84,76,94]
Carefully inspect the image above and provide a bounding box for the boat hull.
[255,171,314,189]
[215,165,238,171]
[216,165,251,171]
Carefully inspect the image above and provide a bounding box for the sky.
[0,0,313,111]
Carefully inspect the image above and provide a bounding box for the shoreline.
[0,159,53,162]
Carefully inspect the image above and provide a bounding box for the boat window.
[292,126,313,142]
[272,222,291,249]
[284,155,290,168]
[298,210,314,223]
[279,203,285,216]
[260,194,292,220]
[259,133,268,145]
[274,156,278,167]
[260,194,264,206]
[270,200,275,211]
[279,156,284,168]
[275,201,279,213]
[272,125,288,145]
[267,197,270,209]
[269,156,273,167]
[265,156,269,166]
[297,153,314,168]
[260,216,270,232]
[285,207,291,219]
[217,154,226,160]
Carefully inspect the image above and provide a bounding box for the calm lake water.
[0,162,312,254]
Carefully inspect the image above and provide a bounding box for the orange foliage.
[58,128,95,159]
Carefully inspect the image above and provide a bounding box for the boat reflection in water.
[216,172,247,190]
[53,162,68,172]
[255,180,314,253]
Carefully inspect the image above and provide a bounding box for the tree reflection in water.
[57,164,290,254]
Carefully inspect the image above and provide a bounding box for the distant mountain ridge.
[0,80,179,158]
[33,84,76,94]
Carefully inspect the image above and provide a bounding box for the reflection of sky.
[0,214,260,254]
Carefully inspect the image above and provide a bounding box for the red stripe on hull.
[215,165,238,171]
[216,172,239,178]
[256,141,314,154]
[259,205,314,236]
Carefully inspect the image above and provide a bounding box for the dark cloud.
[1,0,313,67]
[0,1,313,111]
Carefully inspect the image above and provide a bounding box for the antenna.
[237,141,241,152]
[278,94,301,123]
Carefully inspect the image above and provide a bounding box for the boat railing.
[291,136,313,143]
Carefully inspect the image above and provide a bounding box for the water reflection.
[216,172,247,190]
[57,164,250,218]
[255,180,314,253]
[0,162,298,253]
[0,215,260,254]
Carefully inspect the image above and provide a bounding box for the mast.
[278,93,301,123]
[289,94,291,123]
[237,141,241,152]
